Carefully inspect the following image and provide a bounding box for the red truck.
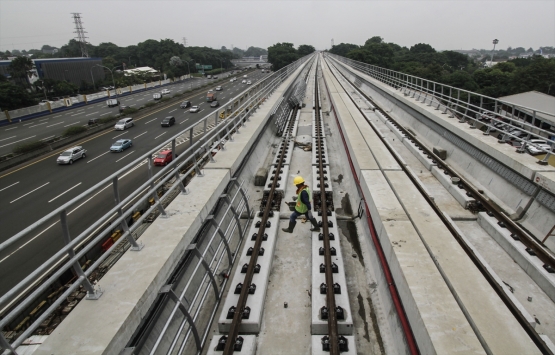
[206,91,217,102]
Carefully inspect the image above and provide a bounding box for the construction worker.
[282,176,321,233]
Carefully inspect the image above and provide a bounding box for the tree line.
[267,43,316,71]
[0,39,269,110]
[329,36,555,99]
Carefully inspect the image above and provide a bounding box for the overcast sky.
[1,0,554,53]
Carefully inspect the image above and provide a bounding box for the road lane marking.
[0,136,16,142]
[134,132,148,139]
[10,182,50,203]
[169,109,176,113]
[64,122,80,127]
[115,151,134,162]
[0,135,36,148]
[112,131,128,139]
[22,122,35,126]
[145,117,158,124]
[4,127,17,131]
[46,122,64,127]
[53,115,62,118]
[180,119,189,125]
[100,112,110,116]
[0,181,19,192]
[85,111,99,116]
[154,132,166,139]
[40,135,55,141]
[39,118,49,122]
[48,182,82,203]
[87,151,110,163]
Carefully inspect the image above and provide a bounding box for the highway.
[0,74,243,156]
[0,70,267,298]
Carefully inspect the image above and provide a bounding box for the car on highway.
[153,150,173,166]
[180,100,191,108]
[210,101,219,108]
[215,86,222,91]
[161,116,176,127]
[110,139,133,152]
[242,80,247,84]
[247,80,252,85]
[213,76,218,79]
[190,105,200,113]
[161,89,171,95]
[114,117,134,130]
[243,75,247,78]
[57,146,86,165]
[88,118,99,126]
[119,105,128,113]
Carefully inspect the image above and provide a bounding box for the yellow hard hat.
[293,176,304,185]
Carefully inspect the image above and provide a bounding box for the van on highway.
[153,93,162,100]
[114,117,134,130]
[106,99,119,107]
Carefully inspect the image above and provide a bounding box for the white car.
[247,81,251,85]
[57,146,86,165]
[161,89,171,95]
[243,75,247,78]
[526,139,552,155]
[190,105,200,113]
[215,86,222,91]
[230,79,234,83]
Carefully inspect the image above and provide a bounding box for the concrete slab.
[431,166,475,209]
[312,165,332,193]
[35,169,231,355]
[534,171,555,194]
[264,164,290,193]
[385,169,541,354]
[359,169,485,355]
[218,215,280,333]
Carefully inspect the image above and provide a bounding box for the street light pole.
[490,39,499,66]
[95,64,121,100]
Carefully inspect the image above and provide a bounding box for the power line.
[71,13,89,57]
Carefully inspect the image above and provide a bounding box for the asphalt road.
[0,70,267,299]
[0,72,247,156]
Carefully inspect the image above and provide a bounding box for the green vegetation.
[99,115,117,124]
[145,102,157,108]
[13,141,47,154]
[329,36,555,98]
[62,126,87,136]
[268,43,315,71]
[121,107,138,115]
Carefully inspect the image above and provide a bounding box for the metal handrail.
[326,53,555,161]
[0,54,311,353]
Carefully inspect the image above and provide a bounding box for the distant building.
[42,48,59,54]
[123,66,158,77]
[452,49,482,57]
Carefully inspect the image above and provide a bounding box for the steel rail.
[222,105,300,355]
[326,54,554,355]
[314,60,340,354]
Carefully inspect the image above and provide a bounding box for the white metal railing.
[0,55,311,354]
[326,53,555,163]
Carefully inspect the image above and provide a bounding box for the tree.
[511,56,555,96]
[410,43,436,54]
[244,46,268,57]
[329,43,359,57]
[8,56,34,87]
[53,81,78,96]
[297,45,315,57]
[365,36,383,46]
[0,82,36,110]
[268,43,299,71]
[170,56,183,67]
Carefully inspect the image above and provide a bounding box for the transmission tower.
[71,13,89,57]
[182,37,187,47]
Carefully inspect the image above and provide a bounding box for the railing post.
[60,209,103,299]
[147,156,168,218]
[112,177,145,250]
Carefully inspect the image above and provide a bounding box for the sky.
[0,0,554,53]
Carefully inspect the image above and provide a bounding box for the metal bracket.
[186,243,220,300]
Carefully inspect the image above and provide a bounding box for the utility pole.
[72,13,89,57]
[331,38,334,48]
[182,37,187,47]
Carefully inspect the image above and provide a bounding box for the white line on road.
[22,122,35,126]
[87,151,110,163]
[85,111,99,116]
[0,181,19,192]
[39,118,49,122]
[48,182,82,203]
[180,119,189,125]
[112,131,129,139]
[115,151,134,162]
[46,122,64,127]
[100,112,110,116]
[64,122,81,127]
[4,127,17,131]
[71,113,80,117]
[40,135,55,141]
[169,109,177,113]
[10,182,50,204]
[134,131,148,139]
[0,135,36,149]
[0,136,16,142]
[154,132,166,139]
[145,117,158,124]
[53,115,62,118]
